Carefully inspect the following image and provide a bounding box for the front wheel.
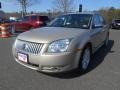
[78,46,91,73]
[29,27,34,30]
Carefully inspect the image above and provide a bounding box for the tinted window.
[22,16,29,21]
[48,14,92,29]
[31,16,37,20]
[17,18,22,22]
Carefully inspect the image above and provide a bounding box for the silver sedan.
[12,12,109,73]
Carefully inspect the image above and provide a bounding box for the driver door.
[90,14,104,50]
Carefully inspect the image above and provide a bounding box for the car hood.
[17,27,88,43]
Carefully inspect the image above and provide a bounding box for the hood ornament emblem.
[22,43,28,50]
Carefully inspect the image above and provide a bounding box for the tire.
[29,27,34,30]
[78,46,91,73]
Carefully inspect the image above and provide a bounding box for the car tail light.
[36,21,43,25]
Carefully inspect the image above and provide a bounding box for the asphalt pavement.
[0,30,120,90]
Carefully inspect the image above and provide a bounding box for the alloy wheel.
[81,48,91,70]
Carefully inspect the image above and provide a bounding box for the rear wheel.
[78,46,91,73]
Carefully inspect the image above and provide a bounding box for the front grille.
[16,40,43,54]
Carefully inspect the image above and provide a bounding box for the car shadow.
[42,40,114,79]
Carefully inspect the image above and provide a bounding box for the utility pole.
[21,0,27,18]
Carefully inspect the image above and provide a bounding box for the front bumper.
[13,46,81,73]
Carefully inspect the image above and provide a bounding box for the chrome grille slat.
[34,44,37,54]
[34,43,37,54]
[30,43,33,53]
[35,44,38,54]
[16,40,43,54]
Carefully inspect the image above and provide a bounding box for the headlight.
[47,39,71,53]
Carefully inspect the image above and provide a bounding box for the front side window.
[48,14,92,29]
[93,15,101,26]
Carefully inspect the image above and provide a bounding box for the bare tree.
[53,0,75,13]
[16,0,40,17]
[1,0,41,17]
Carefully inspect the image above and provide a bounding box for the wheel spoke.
[82,48,90,70]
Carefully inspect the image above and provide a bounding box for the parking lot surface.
[0,30,120,90]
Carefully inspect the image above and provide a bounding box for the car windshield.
[48,14,92,29]
[115,20,120,23]
[17,16,29,22]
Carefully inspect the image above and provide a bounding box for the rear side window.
[31,16,37,20]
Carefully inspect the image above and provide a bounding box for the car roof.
[62,11,99,16]
[25,14,48,17]
[25,14,37,16]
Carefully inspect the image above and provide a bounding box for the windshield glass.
[17,16,29,22]
[48,14,92,29]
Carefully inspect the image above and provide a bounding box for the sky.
[0,0,120,12]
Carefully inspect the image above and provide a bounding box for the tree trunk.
[21,0,27,17]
